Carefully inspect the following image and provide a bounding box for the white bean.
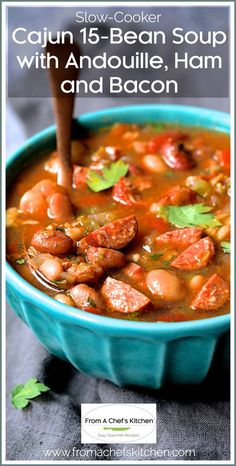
[39,259,63,281]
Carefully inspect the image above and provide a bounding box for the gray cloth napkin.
[6,307,230,461]
[6,101,230,461]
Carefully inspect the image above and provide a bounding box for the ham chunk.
[101,277,151,314]
[156,227,203,249]
[191,273,230,311]
[158,186,196,206]
[87,247,126,269]
[86,215,138,250]
[171,237,215,270]
[112,177,137,206]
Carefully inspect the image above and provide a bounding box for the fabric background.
[6,5,230,461]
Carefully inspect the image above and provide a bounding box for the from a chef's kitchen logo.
[81,404,156,444]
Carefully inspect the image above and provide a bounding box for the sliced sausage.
[87,247,126,269]
[66,263,104,283]
[171,237,215,270]
[112,177,137,206]
[121,262,144,279]
[191,273,230,311]
[101,276,151,314]
[146,270,185,301]
[70,284,104,312]
[158,186,196,206]
[86,215,138,250]
[160,138,195,171]
[31,228,75,255]
[156,227,203,249]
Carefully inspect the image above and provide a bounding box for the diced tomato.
[218,148,230,170]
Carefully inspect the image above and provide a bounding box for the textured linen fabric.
[6,306,230,461]
[6,5,230,460]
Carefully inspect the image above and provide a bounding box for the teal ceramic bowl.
[6,105,230,388]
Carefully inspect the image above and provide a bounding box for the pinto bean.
[47,192,74,223]
[101,277,151,313]
[31,229,75,255]
[70,284,104,312]
[66,263,104,283]
[160,139,195,171]
[19,190,48,216]
[32,179,59,198]
[142,154,167,173]
[87,247,126,269]
[86,215,138,250]
[191,273,230,311]
[54,293,74,306]
[172,237,215,270]
[39,258,63,281]
[146,270,185,301]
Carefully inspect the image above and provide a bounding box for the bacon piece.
[72,165,89,189]
[171,237,215,270]
[112,177,137,206]
[191,273,230,311]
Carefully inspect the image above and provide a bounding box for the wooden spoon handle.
[46,40,80,189]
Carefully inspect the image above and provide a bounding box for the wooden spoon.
[46,39,80,189]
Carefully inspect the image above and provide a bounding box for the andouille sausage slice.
[191,273,230,311]
[70,284,104,312]
[156,227,203,249]
[31,229,75,255]
[101,276,151,313]
[171,237,215,270]
[86,215,138,250]
[87,246,126,269]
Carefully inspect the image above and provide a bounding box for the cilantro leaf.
[11,378,49,409]
[16,258,25,265]
[221,241,230,253]
[159,204,222,228]
[151,122,165,132]
[86,160,129,192]
[150,253,163,260]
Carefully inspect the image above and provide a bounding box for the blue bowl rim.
[6,104,230,335]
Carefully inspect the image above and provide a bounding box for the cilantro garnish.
[16,258,25,265]
[159,204,222,229]
[221,241,230,253]
[86,160,129,192]
[11,378,49,409]
[150,253,163,260]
